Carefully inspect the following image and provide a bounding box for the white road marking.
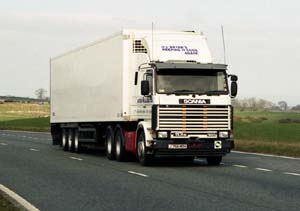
[70,157,83,161]
[128,171,149,177]
[0,184,40,211]
[0,143,8,146]
[283,172,300,176]
[256,168,273,172]
[29,148,40,152]
[233,164,248,168]
[22,136,27,138]
[232,150,300,160]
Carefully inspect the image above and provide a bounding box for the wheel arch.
[136,121,153,148]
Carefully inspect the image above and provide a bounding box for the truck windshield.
[156,69,228,95]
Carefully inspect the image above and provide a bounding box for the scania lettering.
[180,99,209,104]
[50,29,238,166]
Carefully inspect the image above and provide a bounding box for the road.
[0,130,299,211]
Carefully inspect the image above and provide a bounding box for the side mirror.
[229,74,238,98]
[230,74,238,82]
[231,82,238,97]
[141,80,150,96]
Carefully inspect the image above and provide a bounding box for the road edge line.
[232,150,300,160]
[0,184,39,211]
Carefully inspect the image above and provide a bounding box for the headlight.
[219,131,229,138]
[157,131,168,138]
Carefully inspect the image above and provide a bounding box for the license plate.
[168,144,188,149]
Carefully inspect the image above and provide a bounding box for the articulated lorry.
[50,29,238,166]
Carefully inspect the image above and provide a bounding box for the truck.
[50,29,238,166]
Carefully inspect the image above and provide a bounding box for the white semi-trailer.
[50,29,238,166]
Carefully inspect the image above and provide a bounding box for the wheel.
[115,127,127,162]
[68,129,75,152]
[137,131,152,166]
[106,126,115,160]
[74,129,82,153]
[206,156,222,166]
[62,129,68,151]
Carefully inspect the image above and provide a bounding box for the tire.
[74,129,82,153]
[68,129,75,152]
[62,129,68,151]
[206,156,222,166]
[106,126,115,160]
[115,126,126,162]
[137,131,152,166]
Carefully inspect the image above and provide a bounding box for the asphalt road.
[0,130,299,211]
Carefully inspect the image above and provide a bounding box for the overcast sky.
[0,0,299,105]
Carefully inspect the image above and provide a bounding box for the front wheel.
[206,156,222,166]
[137,131,152,166]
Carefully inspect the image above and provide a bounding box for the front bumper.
[148,139,234,157]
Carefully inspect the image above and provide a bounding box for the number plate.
[168,144,188,149]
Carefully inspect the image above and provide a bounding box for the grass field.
[0,103,299,157]
[234,110,300,157]
[0,103,50,132]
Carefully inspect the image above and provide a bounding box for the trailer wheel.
[74,129,81,153]
[115,127,126,162]
[106,126,115,160]
[137,131,152,166]
[62,129,68,151]
[68,129,75,152]
[206,156,222,166]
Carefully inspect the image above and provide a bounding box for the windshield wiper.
[173,89,196,95]
[204,90,227,96]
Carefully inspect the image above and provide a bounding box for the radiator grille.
[157,105,230,137]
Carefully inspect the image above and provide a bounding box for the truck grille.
[157,105,230,138]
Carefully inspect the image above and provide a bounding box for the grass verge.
[235,121,300,143]
[0,193,20,211]
[235,140,300,158]
[0,117,50,132]
[234,110,300,157]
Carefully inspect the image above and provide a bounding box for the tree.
[278,101,288,111]
[247,97,258,111]
[291,105,300,111]
[233,98,275,111]
[35,88,47,100]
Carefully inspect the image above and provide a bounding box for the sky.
[0,0,299,106]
